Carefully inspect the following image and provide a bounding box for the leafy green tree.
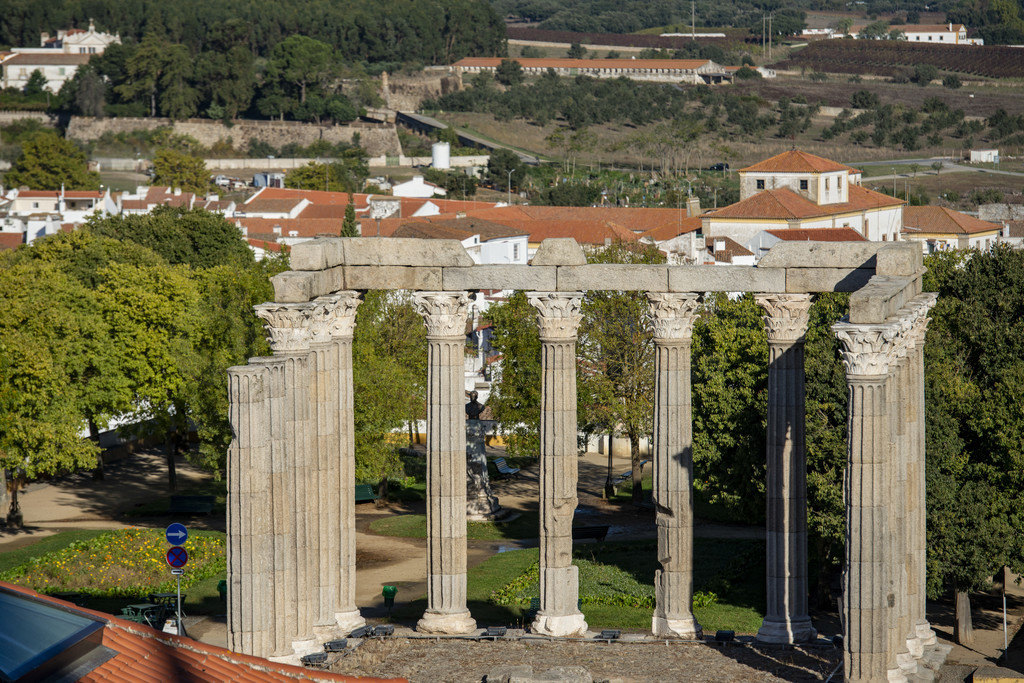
[4,131,100,191]
[23,69,47,96]
[158,43,199,119]
[567,42,586,58]
[352,290,427,496]
[912,63,939,86]
[262,35,337,111]
[286,154,368,194]
[943,75,962,90]
[151,148,209,194]
[486,148,526,192]
[858,21,890,39]
[117,33,173,117]
[485,291,542,459]
[496,59,524,86]
[577,242,664,504]
[342,194,359,237]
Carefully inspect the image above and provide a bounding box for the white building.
[392,175,447,199]
[0,20,120,92]
[0,188,115,244]
[703,150,905,252]
[900,23,982,45]
[902,206,1002,253]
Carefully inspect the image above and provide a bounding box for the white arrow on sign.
[168,529,186,542]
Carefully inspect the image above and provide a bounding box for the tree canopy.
[3,131,100,191]
[151,148,210,194]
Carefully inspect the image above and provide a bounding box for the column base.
[886,667,909,683]
[915,621,937,647]
[335,609,366,635]
[756,616,816,644]
[906,633,924,658]
[897,650,921,679]
[532,612,588,637]
[288,637,320,659]
[416,610,477,635]
[652,615,702,639]
[313,624,340,642]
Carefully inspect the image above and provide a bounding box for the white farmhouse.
[0,20,120,92]
[900,23,981,45]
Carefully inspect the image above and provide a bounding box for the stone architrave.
[647,293,702,639]
[755,294,816,644]
[227,364,271,657]
[528,292,588,638]
[255,303,318,656]
[309,292,366,636]
[413,292,477,635]
[833,319,906,683]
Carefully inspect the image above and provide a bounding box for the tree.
[486,148,526,192]
[931,161,944,175]
[117,33,172,117]
[23,69,47,96]
[912,63,939,86]
[342,194,359,237]
[850,90,880,109]
[286,154,368,194]
[567,42,586,58]
[496,59,524,86]
[485,291,542,459]
[151,148,209,194]
[859,21,890,39]
[577,242,664,504]
[262,35,337,111]
[943,75,962,89]
[4,131,100,191]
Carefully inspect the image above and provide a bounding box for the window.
[799,179,808,190]
[32,202,39,209]
[756,179,765,190]
[59,67,65,75]
[513,243,520,261]
[825,178,830,190]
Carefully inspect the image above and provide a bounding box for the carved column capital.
[832,319,902,378]
[908,293,937,348]
[309,291,363,344]
[647,292,702,342]
[255,302,315,354]
[528,292,583,341]
[413,291,471,339]
[755,294,813,344]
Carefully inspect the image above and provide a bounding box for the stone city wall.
[66,117,402,157]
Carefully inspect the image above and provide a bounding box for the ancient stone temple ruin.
[226,237,947,682]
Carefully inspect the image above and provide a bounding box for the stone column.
[834,319,905,683]
[755,294,816,644]
[909,295,938,650]
[309,293,365,637]
[255,303,318,655]
[248,355,291,658]
[648,293,702,639]
[529,292,588,637]
[414,292,477,634]
[227,364,271,657]
[318,292,366,634]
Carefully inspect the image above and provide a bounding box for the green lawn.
[370,512,541,541]
[395,538,765,634]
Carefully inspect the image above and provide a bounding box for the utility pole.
[763,15,766,59]
[769,12,773,61]
[692,1,695,39]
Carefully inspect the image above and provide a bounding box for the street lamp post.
[507,169,516,206]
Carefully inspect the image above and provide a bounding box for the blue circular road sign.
[166,546,189,568]
[165,523,188,545]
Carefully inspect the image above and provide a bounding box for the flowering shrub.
[0,528,225,598]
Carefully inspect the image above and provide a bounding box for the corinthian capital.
[755,294,813,344]
[647,292,701,341]
[309,291,363,344]
[254,302,315,353]
[832,319,902,377]
[908,293,937,347]
[528,292,583,341]
[413,291,471,338]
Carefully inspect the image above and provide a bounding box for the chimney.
[949,22,952,31]
[173,187,181,196]
[714,238,726,253]
[456,211,466,219]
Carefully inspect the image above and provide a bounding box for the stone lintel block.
[290,238,344,271]
[532,238,586,266]
[443,265,556,291]
[270,271,315,303]
[758,242,881,270]
[557,264,669,291]
[849,276,914,324]
[344,265,442,290]
[342,237,473,267]
[876,243,923,277]
[312,267,344,298]
[786,267,873,293]
[669,266,785,293]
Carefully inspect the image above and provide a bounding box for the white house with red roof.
[902,206,1003,252]
[703,150,905,258]
[0,20,120,92]
[391,175,446,198]
[1,187,115,245]
[900,23,981,45]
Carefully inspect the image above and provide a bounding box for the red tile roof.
[236,217,340,238]
[17,190,103,199]
[903,206,1002,235]
[901,24,965,32]
[454,57,715,71]
[766,227,867,241]
[240,198,305,214]
[1,582,404,683]
[251,188,364,207]
[740,150,859,174]
[0,232,24,250]
[393,217,527,241]
[707,235,753,263]
[639,216,703,241]
[706,186,902,220]
[4,52,91,65]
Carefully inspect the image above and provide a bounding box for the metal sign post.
[165,524,189,637]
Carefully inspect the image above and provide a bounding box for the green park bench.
[354,484,378,503]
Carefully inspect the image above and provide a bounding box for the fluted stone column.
[834,319,906,683]
[248,355,291,658]
[319,292,366,633]
[909,296,938,651]
[227,364,272,657]
[755,294,816,644]
[255,303,318,655]
[529,292,588,637]
[648,293,702,639]
[308,293,365,637]
[414,292,477,634]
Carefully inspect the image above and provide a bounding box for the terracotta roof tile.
[235,217,340,238]
[454,57,714,71]
[0,232,24,250]
[740,150,859,174]
[903,206,1002,235]
[766,227,867,241]
[4,52,91,65]
[240,198,305,214]
[639,216,703,241]
[707,186,902,220]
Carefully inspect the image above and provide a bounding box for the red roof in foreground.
[766,227,867,242]
[1,582,403,683]
[740,150,859,175]
[0,232,24,250]
[706,185,903,220]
